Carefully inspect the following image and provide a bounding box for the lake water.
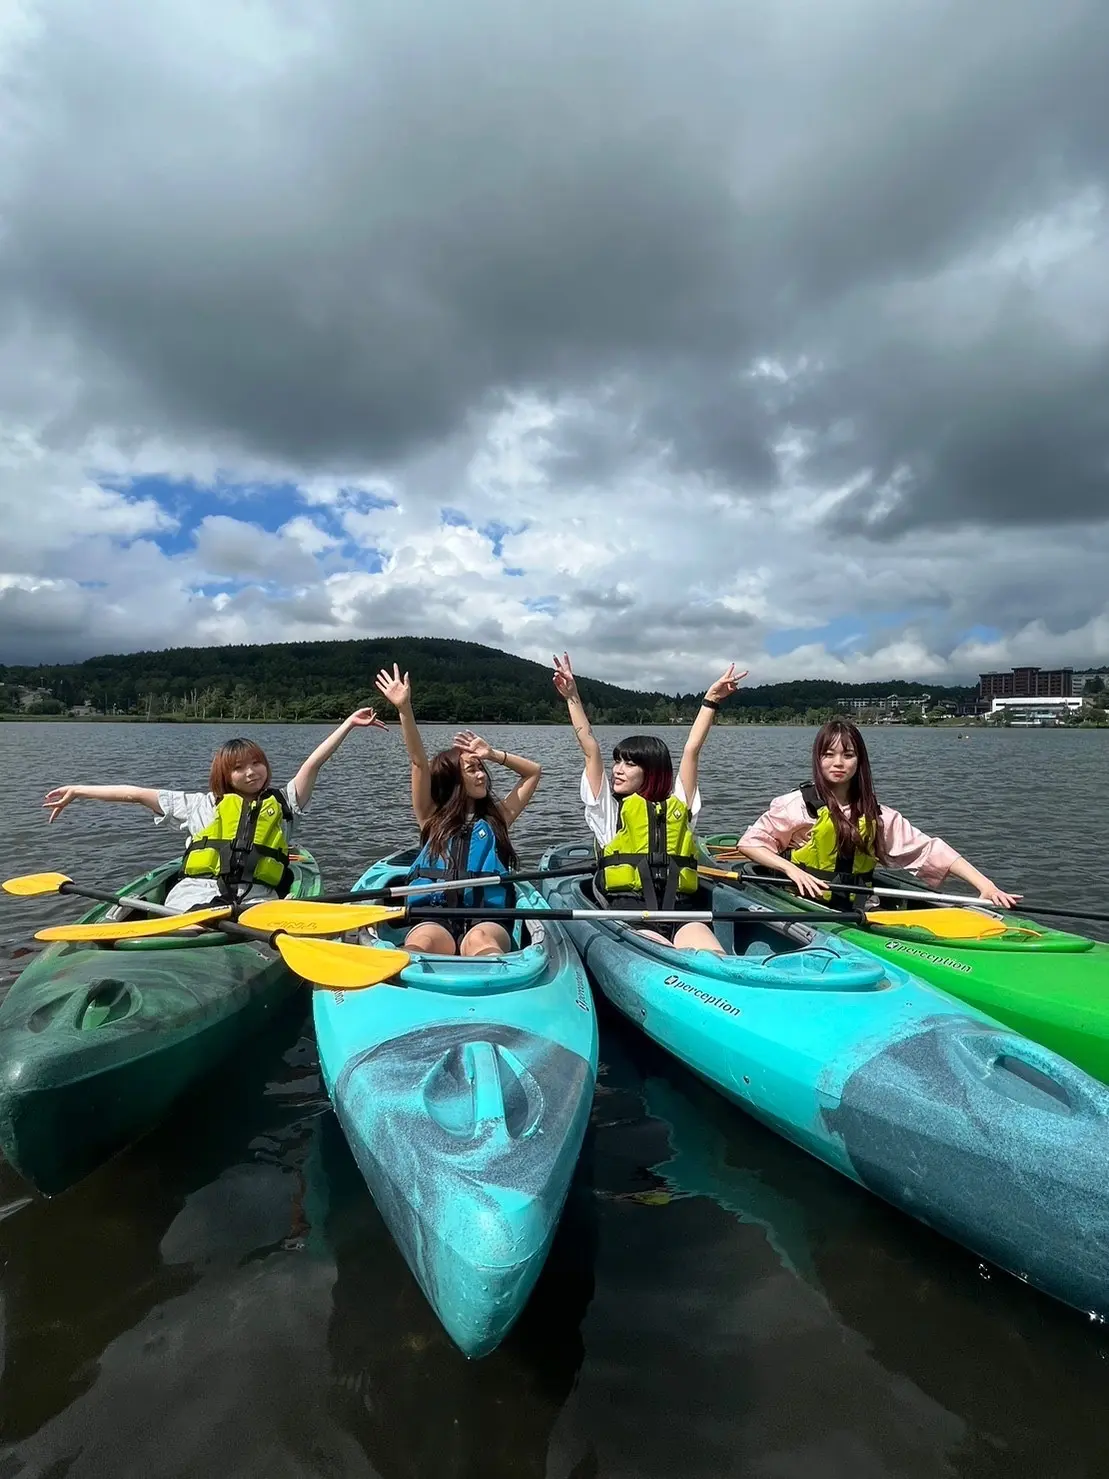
[1,721,1107,1477]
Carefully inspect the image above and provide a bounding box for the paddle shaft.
[743,874,1109,924]
[57,882,181,918]
[320,860,594,904]
[400,905,866,925]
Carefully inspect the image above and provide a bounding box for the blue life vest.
[407,819,512,911]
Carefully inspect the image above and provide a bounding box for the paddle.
[318,859,596,905]
[715,868,1109,926]
[238,901,870,928]
[2,872,182,917]
[36,907,234,942]
[3,870,410,990]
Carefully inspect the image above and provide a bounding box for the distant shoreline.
[3,714,1106,729]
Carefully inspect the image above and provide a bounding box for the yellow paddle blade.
[698,864,741,881]
[3,872,73,897]
[867,907,1010,941]
[35,907,232,943]
[275,934,410,990]
[237,900,406,936]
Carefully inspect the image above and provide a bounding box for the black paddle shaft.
[740,871,1109,925]
[400,905,868,926]
[319,860,595,905]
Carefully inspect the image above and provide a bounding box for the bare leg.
[634,927,678,947]
[460,923,513,957]
[404,922,457,955]
[672,921,726,953]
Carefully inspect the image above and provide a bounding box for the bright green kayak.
[0,852,321,1194]
[700,835,1109,1086]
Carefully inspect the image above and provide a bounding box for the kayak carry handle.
[944,1029,1106,1119]
[423,1038,544,1143]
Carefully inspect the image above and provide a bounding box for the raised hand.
[347,706,388,730]
[453,730,492,760]
[43,786,80,824]
[374,665,411,710]
[705,662,747,705]
[552,652,581,702]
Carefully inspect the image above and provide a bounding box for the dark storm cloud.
[4,0,1109,533]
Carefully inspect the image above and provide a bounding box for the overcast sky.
[1,0,1107,689]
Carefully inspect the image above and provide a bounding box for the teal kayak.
[313,848,599,1358]
[0,852,321,1194]
[539,842,1109,1322]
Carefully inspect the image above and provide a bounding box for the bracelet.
[701,698,720,712]
[499,748,508,765]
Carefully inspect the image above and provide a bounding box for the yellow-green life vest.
[790,782,877,884]
[601,792,699,908]
[182,789,292,896]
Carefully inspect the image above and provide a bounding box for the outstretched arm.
[291,706,385,807]
[453,731,541,825]
[43,784,164,823]
[375,665,433,827]
[678,664,746,802]
[945,854,1022,909]
[552,653,605,799]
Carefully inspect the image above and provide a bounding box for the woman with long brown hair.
[737,717,1019,906]
[374,663,542,956]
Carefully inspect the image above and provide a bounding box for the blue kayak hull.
[540,842,1109,1321]
[314,853,598,1358]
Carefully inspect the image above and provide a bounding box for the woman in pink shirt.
[737,718,1020,908]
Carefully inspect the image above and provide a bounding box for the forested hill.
[0,637,973,723]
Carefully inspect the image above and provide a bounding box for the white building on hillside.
[989,696,1084,725]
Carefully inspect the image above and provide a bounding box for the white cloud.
[0,0,1107,687]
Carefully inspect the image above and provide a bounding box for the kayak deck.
[313,850,598,1358]
[700,836,1109,1085]
[540,840,1109,1324]
[0,851,320,1194]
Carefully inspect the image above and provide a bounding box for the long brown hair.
[209,739,271,799]
[420,748,519,870]
[811,719,888,864]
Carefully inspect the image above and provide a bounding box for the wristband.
[701,698,720,712]
[499,748,508,764]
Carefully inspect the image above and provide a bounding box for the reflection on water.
[1,721,1107,1475]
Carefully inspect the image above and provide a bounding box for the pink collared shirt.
[739,789,962,889]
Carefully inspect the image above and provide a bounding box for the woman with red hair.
[42,707,384,910]
[553,652,743,950]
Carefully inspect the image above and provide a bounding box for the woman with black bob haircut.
[553,653,744,949]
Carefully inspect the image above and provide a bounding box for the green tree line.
[0,636,975,723]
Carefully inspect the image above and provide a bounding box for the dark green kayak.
[0,852,321,1194]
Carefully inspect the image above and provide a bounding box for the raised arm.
[43,784,164,824]
[677,664,746,803]
[552,653,604,799]
[291,706,385,807]
[375,665,433,827]
[453,731,541,825]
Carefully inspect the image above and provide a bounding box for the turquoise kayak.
[0,851,321,1194]
[539,842,1109,1322]
[312,848,599,1358]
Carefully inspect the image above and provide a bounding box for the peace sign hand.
[552,653,580,702]
[705,663,747,705]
